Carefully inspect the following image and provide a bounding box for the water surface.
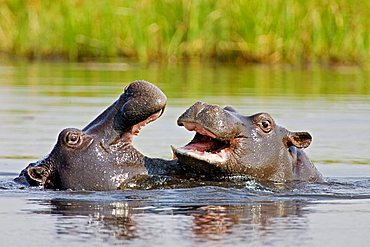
[0,62,370,246]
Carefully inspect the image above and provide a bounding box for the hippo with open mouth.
[15,85,322,190]
[15,80,180,190]
[172,101,323,183]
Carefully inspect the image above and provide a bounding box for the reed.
[0,0,369,64]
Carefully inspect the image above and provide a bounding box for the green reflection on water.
[2,62,370,99]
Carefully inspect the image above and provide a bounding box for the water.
[0,62,370,246]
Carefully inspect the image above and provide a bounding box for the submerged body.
[173,102,323,183]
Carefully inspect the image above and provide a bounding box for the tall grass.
[0,0,369,64]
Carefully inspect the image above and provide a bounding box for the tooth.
[170,145,177,159]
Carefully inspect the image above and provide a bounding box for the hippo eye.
[63,132,82,148]
[259,120,273,133]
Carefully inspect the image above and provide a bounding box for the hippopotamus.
[15,80,179,190]
[15,86,322,190]
[172,101,323,183]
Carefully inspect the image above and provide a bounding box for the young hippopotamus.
[172,101,323,183]
[15,80,177,190]
[15,89,322,190]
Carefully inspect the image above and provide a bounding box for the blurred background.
[0,0,369,65]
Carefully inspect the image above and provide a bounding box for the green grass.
[0,0,369,64]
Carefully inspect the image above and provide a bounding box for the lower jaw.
[174,147,228,164]
[174,152,230,178]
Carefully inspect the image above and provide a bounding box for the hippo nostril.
[69,134,79,143]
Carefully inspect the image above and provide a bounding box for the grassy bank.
[0,0,369,64]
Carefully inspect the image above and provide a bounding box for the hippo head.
[16,80,167,190]
[173,102,322,182]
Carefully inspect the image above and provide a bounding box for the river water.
[0,62,370,246]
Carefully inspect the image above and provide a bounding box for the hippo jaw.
[172,102,246,177]
[131,109,163,136]
[174,122,234,164]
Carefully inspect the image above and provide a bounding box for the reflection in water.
[191,201,306,242]
[3,62,370,98]
[192,205,238,239]
[40,199,140,241]
[32,196,309,244]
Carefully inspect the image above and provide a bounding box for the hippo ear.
[284,131,312,148]
[27,165,51,185]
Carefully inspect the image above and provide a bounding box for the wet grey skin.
[173,101,324,183]
[15,80,179,191]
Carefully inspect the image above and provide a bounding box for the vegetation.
[0,0,369,64]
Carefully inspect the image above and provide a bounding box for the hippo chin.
[15,80,176,191]
[172,102,323,183]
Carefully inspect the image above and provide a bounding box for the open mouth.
[174,122,232,164]
[132,109,164,136]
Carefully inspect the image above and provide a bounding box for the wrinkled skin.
[173,102,323,183]
[14,80,177,190]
